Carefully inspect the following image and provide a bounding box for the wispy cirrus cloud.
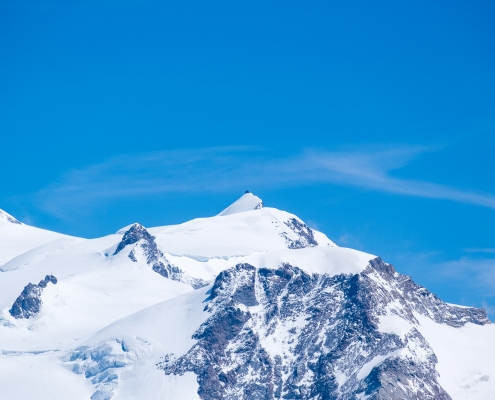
[465,248,495,254]
[33,145,495,218]
[405,254,495,315]
[434,257,495,308]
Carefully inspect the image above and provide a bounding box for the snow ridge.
[0,209,22,225]
[218,192,264,216]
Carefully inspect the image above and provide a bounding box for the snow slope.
[416,314,495,399]
[0,209,71,266]
[0,233,193,351]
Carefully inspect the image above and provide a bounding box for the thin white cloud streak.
[465,248,495,254]
[416,255,495,315]
[304,147,495,208]
[34,145,495,218]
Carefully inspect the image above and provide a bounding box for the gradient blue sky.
[1,0,495,314]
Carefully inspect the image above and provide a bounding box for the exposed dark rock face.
[113,223,153,256]
[115,224,209,289]
[281,218,318,249]
[158,258,489,399]
[9,275,57,319]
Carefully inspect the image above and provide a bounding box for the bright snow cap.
[217,192,263,216]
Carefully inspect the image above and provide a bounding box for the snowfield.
[0,193,492,399]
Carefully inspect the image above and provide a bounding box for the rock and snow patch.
[280,217,319,249]
[114,223,209,289]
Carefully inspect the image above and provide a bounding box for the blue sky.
[1,0,495,314]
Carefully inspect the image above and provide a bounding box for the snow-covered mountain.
[0,193,493,400]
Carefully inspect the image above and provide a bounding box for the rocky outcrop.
[115,224,209,289]
[280,218,318,249]
[113,223,153,256]
[157,259,488,399]
[9,275,57,319]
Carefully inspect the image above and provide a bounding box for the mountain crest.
[0,209,22,226]
[217,192,263,216]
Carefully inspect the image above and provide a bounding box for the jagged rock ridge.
[9,275,57,319]
[115,223,209,289]
[157,259,488,399]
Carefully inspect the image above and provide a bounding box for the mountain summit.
[217,192,263,216]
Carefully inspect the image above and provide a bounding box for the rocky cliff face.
[9,275,57,319]
[115,224,208,289]
[157,259,488,400]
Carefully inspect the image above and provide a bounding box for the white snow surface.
[0,209,22,226]
[0,195,493,399]
[416,314,495,399]
[0,213,71,266]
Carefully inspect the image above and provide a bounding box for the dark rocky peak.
[158,259,488,399]
[9,275,57,319]
[114,223,154,255]
[281,218,318,249]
